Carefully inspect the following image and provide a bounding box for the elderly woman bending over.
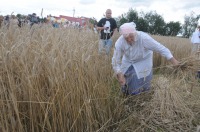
[112,22,179,95]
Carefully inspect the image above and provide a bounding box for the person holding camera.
[97,9,117,55]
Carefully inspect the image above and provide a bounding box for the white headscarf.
[119,22,137,36]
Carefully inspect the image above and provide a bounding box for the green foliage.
[89,17,97,25]
[144,11,166,35]
[116,14,128,26]
[182,12,200,38]
[136,17,148,32]
[119,16,128,25]
[115,9,190,36]
[165,21,181,36]
[126,8,138,22]
[16,14,22,18]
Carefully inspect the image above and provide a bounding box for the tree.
[136,17,148,32]
[16,14,22,18]
[144,11,166,35]
[182,11,199,38]
[165,21,181,36]
[116,9,140,31]
[126,8,138,23]
[116,9,200,37]
[116,14,128,28]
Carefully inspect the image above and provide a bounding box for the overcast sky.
[0,0,200,24]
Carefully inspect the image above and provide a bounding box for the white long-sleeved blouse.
[191,30,200,44]
[112,31,173,79]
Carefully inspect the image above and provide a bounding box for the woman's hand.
[117,73,126,86]
[169,57,180,67]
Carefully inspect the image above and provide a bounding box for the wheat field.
[0,24,200,132]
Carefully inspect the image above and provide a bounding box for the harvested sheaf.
[117,55,200,131]
[171,55,200,71]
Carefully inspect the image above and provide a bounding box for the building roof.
[59,15,90,26]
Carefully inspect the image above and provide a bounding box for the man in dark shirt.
[97,9,117,55]
[30,13,38,26]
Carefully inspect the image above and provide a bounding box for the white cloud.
[79,0,96,5]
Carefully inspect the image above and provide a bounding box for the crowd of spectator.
[0,13,97,31]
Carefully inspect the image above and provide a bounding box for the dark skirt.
[122,65,153,95]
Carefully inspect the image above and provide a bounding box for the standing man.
[97,9,117,55]
[191,25,200,55]
[191,25,200,78]
[30,13,39,27]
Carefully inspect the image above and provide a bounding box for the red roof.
[59,15,90,26]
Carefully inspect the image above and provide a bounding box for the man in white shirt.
[112,22,179,95]
[191,25,200,78]
[191,25,200,55]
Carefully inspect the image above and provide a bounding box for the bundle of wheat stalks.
[175,55,200,72]
[117,55,200,131]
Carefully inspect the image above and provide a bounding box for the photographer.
[97,9,117,55]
